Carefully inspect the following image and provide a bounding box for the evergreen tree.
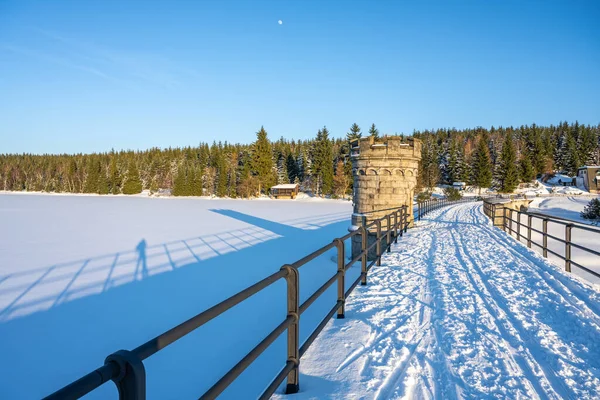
[471,135,493,194]
[109,156,121,194]
[368,123,379,140]
[520,155,535,183]
[250,126,274,194]
[312,126,334,195]
[122,160,143,194]
[277,153,289,184]
[83,159,99,193]
[564,132,580,175]
[286,153,298,183]
[333,160,348,198]
[497,132,520,192]
[346,123,362,142]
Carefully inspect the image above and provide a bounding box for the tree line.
[1,122,598,197]
[416,122,600,193]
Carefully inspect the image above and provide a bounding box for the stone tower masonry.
[350,136,422,259]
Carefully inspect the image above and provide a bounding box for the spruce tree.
[109,157,121,194]
[368,123,380,140]
[122,160,143,194]
[498,132,519,192]
[471,135,493,194]
[251,126,274,194]
[83,159,99,193]
[312,126,334,195]
[346,123,362,142]
[520,155,535,183]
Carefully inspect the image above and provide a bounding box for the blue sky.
[1,0,599,154]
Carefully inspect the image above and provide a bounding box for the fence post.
[565,224,572,273]
[334,239,345,318]
[509,209,513,235]
[418,202,421,221]
[503,207,507,232]
[281,264,300,393]
[527,215,532,248]
[517,211,521,242]
[104,350,146,400]
[361,223,367,285]
[542,218,548,258]
[394,211,399,243]
[375,219,382,266]
[386,215,392,252]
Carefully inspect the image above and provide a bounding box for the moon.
[278,20,283,25]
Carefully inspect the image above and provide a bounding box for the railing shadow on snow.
[0,211,349,323]
[0,210,355,399]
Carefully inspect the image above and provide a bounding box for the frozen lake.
[0,193,352,399]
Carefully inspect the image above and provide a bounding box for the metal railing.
[417,196,482,221]
[483,202,600,279]
[44,206,413,400]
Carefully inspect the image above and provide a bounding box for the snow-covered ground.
[0,193,352,399]
[280,203,600,399]
[528,196,598,223]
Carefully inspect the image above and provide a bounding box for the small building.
[576,166,600,193]
[271,183,299,199]
[452,182,466,191]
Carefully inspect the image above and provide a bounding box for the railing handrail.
[45,204,424,400]
[482,201,600,279]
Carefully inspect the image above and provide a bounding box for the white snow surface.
[529,196,598,223]
[0,193,352,399]
[279,203,600,400]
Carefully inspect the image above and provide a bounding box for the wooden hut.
[271,184,299,199]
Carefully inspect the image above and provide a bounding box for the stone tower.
[350,136,422,258]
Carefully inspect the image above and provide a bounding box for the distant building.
[452,182,466,191]
[270,183,299,199]
[576,166,600,193]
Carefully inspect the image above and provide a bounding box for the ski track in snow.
[280,203,600,400]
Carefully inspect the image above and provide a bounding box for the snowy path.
[281,203,600,400]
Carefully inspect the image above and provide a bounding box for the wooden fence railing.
[44,206,415,400]
[483,202,600,279]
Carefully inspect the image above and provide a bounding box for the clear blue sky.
[1,0,599,154]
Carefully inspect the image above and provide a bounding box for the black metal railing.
[483,202,600,279]
[416,196,482,221]
[45,206,417,400]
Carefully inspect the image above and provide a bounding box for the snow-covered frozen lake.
[0,193,352,399]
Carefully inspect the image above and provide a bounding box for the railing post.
[527,215,532,248]
[565,224,572,273]
[281,264,300,393]
[517,211,521,242]
[375,219,382,266]
[386,215,392,253]
[334,239,346,318]
[404,206,408,233]
[418,202,421,221]
[503,207,507,232]
[509,209,513,235]
[542,218,548,258]
[394,211,399,243]
[361,224,367,285]
[104,350,146,400]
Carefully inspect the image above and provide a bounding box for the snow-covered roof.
[453,182,466,185]
[271,184,299,189]
[578,166,600,169]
